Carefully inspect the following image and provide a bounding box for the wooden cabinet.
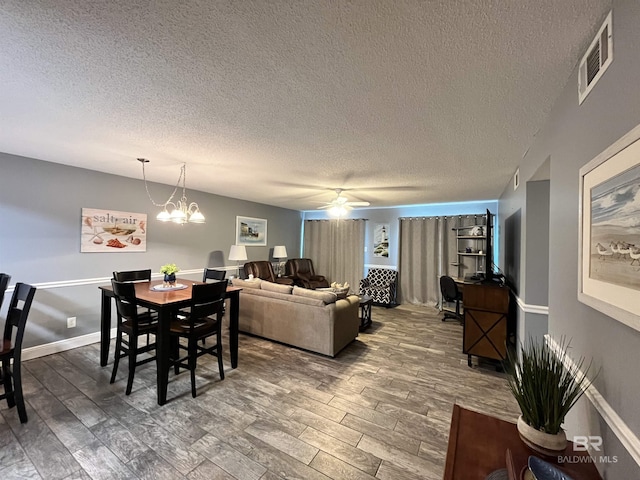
[463,283,511,367]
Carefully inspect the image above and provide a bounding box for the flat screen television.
[482,209,494,282]
[482,209,500,283]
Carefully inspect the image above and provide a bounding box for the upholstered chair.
[244,261,294,285]
[285,258,329,289]
[359,268,398,307]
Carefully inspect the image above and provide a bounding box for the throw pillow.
[261,281,293,294]
[292,286,337,304]
[231,278,262,289]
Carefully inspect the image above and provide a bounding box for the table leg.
[100,290,112,367]
[229,291,239,368]
[156,309,171,406]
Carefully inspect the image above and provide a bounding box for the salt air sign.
[81,208,147,253]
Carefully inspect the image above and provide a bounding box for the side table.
[359,296,372,330]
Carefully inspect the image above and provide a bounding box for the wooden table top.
[444,405,601,480]
[100,279,242,306]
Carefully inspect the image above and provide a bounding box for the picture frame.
[373,223,389,257]
[578,124,640,333]
[81,208,147,253]
[236,216,267,246]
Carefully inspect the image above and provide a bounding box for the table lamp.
[228,245,247,278]
[273,245,287,277]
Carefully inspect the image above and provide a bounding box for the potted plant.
[505,337,596,455]
[160,263,180,286]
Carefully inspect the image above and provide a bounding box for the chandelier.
[138,158,205,224]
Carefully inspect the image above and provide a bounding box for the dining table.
[99,278,242,405]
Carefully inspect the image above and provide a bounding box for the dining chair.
[0,282,36,423]
[113,269,157,344]
[0,273,11,312]
[113,269,152,282]
[110,279,158,395]
[170,281,226,398]
[202,268,226,282]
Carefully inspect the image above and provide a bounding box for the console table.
[462,282,512,367]
[444,405,601,480]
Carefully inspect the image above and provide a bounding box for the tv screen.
[484,209,494,282]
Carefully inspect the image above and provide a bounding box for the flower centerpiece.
[505,337,596,456]
[160,263,180,286]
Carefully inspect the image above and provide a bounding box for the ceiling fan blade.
[344,201,370,207]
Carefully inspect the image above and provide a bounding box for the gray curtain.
[303,219,366,291]
[398,216,458,306]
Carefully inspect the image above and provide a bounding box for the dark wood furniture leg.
[100,289,113,367]
[156,308,171,406]
[228,290,239,368]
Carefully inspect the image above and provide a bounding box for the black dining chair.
[113,269,152,283]
[0,282,37,423]
[110,279,158,395]
[0,273,11,312]
[440,275,463,322]
[170,281,227,398]
[203,268,226,283]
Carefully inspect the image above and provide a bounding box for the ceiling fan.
[317,189,370,216]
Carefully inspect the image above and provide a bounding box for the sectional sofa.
[232,278,360,356]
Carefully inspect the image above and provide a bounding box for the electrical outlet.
[67,316,76,328]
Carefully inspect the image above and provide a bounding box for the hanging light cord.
[139,158,183,207]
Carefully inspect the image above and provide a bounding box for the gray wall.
[0,152,301,348]
[498,2,640,476]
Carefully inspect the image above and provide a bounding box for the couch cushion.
[261,281,293,294]
[292,286,336,304]
[232,278,262,289]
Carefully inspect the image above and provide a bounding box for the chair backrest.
[113,269,152,282]
[203,268,226,283]
[111,279,141,322]
[285,258,316,278]
[3,283,37,362]
[366,268,398,286]
[243,261,276,282]
[190,281,227,321]
[440,276,459,302]
[0,273,11,312]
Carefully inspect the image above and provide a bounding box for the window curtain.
[398,216,458,306]
[303,219,366,291]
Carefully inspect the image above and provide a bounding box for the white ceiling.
[0,0,610,211]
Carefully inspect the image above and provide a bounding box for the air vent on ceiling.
[578,11,613,104]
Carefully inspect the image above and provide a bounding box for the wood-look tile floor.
[0,304,520,480]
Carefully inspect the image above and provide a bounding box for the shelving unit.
[452,215,488,280]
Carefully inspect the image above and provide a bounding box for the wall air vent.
[578,11,613,104]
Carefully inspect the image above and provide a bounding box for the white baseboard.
[545,335,640,467]
[22,328,117,361]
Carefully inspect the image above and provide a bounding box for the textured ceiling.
[0,0,611,210]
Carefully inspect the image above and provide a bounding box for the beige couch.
[232,278,360,357]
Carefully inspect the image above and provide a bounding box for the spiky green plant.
[505,337,595,435]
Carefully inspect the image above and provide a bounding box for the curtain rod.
[398,213,484,220]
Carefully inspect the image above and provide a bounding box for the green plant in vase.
[505,337,596,455]
[160,263,180,286]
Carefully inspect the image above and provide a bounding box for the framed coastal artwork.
[373,223,389,257]
[579,124,640,332]
[236,216,267,246]
[81,208,147,252]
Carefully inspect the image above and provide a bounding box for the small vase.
[517,416,567,456]
[163,273,176,287]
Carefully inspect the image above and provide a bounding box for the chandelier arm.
[140,159,183,207]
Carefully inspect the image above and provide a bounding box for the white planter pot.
[517,416,567,456]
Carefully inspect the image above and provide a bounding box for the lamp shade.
[229,245,248,262]
[273,245,287,259]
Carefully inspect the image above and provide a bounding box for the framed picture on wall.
[579,124,640,333]
[81,208,147,252]
[236,216,267,246]
[373,223,389,257]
